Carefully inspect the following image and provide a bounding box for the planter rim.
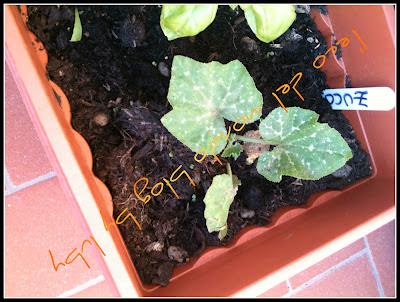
[5,5,140,297]
[5,4,395,297]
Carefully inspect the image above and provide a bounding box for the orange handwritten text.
[49,235,106,271]
[194,106,263,163]
[133,165,196,204]
[50,206,143,272]
[132,107,262,206]
[101,207,142,231]
[272,72,304,112]
[313,29,367,69]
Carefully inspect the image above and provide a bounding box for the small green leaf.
[161,55,263,155]
[70,8,82,42]
[229,5,238,10]
[256,107,353,182]
[222,134,243,160]
[203,173,241,239]
[160,5,218,40]
[240,4,296,43]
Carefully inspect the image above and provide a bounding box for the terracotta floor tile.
[292,255,379,297]
[259,281,289,297]
[5,62,52,185]
[71,280,117,297]
[366,220,395,297]
[290,238,365,288]
[5,178,107,297]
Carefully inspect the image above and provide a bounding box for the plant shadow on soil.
[27,5,372,286]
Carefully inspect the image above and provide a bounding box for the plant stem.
[226,162,232,177]
[235,135,271,145]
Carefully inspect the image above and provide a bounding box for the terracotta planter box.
[5,5,395,297]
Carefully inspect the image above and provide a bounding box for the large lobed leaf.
[160,5,218,40]
[256,107,353,182]
[203,173,240,239]
[161,55,263,155]
[240,4,296,43]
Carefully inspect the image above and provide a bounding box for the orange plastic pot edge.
[5,5,140,297]
[5,4,395,297]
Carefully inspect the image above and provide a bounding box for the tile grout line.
[363,236,385,297]
[283,248,368,297]
[286,279,293,295]
[57,275,105,297]
[4,171,57,196]
[4,166,16,193]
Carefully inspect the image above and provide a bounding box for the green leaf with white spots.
[160,5,218,40]
[161,107,228,155]
[203,173,241,239]
[256,107,353,182]
[222,134,243,160]
[161,55,263,155]
[240,4,296,43]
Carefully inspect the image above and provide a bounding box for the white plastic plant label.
[322,87,395,111]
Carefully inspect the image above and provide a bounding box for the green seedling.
[202,107,352,238]
[160,4,296,43]
[160,55,353,240]
[70,8,82,42]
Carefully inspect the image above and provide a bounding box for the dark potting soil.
[27,5,372,286]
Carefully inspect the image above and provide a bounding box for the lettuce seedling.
[160,5,218,40]
[160,55,263,156]
[203,164,240,240]
[160,4,296,43]
[239,5,297,43]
